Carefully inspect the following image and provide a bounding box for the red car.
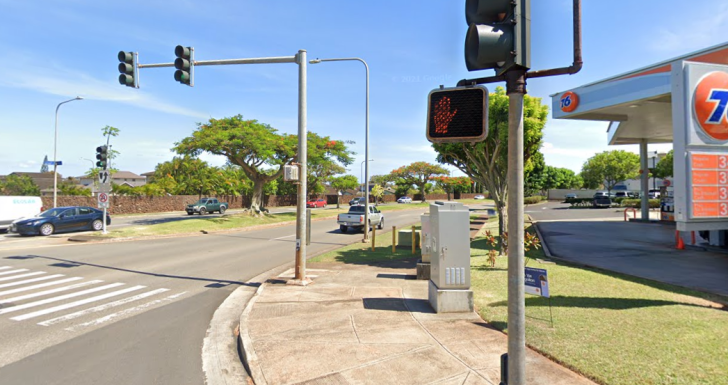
[306,198,326,208]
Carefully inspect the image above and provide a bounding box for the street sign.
[98,170,110,184]
[98,192,109,209]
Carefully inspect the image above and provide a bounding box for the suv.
[648,189,661,199]
[349,197,366,206]
[593,191,610,198]
[614,191,635,199]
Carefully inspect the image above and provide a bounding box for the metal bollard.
[392,226,396,253]
[411,225,416,254]
[371,226,376,251]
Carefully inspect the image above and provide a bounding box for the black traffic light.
[117,51,139,88]
[426,86,489,143]
[465,0,530,75]
[96,145,108,169]
[174,45,194,86]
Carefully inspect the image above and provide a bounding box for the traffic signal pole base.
[286,277,313,286]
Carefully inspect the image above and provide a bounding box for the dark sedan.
[9,206,111,236]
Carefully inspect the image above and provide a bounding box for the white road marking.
[270,234,296,241]
[0,266,11,270]
[0,274,65,289]
[0,269,29,276]
[0,283,124,315]
[38,288,170,326]
[65,292,188,332]
[11,285,146,321]
[0,280,103,304]
[0,277,83,297]
[0,272,45,282]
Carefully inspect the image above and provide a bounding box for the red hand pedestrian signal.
[426,86,488,143]
[434,97,457,134]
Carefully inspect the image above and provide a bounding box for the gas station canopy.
[550,42,728,146]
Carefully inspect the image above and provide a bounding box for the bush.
[620,198,660,209]
[565,197,593,207]
[524,195,546,204]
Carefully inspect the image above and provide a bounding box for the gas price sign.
[690,152,728,218]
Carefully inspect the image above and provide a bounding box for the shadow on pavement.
[362,297,435,314]
[4,254,258,287]
[489,295,720,310]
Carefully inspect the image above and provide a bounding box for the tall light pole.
[53,96,83,208]
[360,159,373,196]
[310,57,370,240]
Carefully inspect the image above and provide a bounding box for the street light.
[310,57,370,240]
[53,96,83,208]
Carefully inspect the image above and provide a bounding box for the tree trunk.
[496,201,507,255]
[249,178,265,213]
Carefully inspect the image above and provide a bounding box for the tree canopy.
[389,161,449,202]
[432,86,548,240]
[580,150,640,192]
[652,150,673,179]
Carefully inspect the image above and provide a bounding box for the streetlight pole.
[53,96,83,208]
[360,160,373,196]
[310,57,370,240]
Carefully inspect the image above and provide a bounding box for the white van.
[0,196,43,231]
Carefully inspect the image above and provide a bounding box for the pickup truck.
[337,205,384,233]
[186,198,228,215]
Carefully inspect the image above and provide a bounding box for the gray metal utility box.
[429,201,470,290]
[420,213,432,263]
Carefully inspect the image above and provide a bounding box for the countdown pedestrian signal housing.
[426,86,488,143]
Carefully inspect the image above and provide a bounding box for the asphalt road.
[0,206,428,384]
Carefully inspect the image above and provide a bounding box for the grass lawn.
[471,227,728,385]
[310,220,728,385]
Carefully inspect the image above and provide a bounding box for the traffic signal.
[174,45,194,86]
[96,145,108,169]
[426,86,489,143]
[117,51,139,88]
[465,0,530,75]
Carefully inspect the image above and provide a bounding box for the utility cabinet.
[430,201,470,290]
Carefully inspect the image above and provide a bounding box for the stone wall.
[41,192,485,215]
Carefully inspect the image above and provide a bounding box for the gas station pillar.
[640,140,650,221]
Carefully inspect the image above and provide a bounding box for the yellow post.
[371,227,376,251]
[392,226,396,253]
[411,225,416,254]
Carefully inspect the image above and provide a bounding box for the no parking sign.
[98,192,109,209]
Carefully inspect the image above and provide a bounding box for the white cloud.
[650,2,728,52]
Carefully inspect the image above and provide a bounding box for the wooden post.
[371,226,376,251]
[411,225,416,254]
[392,226,396,253]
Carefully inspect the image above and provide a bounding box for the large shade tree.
[432,86,547,240]
[580,150,640,193]
[306,135,355,197]
[389,161,449,202]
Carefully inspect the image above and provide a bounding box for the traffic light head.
[96,145,108,169]
[426,86,489,143]
[464,0,530,75]
[174,45,194,86]
[117,51,139,88]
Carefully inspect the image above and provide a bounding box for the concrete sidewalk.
[239,261,596,385]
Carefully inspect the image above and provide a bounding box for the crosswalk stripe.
[38,288,170,326]
[0,280,104,304]
[0,283,124,315]
[64,291,188,332]
[12,285,146,321]
[0,272,45,282]
[0,277,83,297]
[0,269,29,276]
[0,266,12,270]
[0,274,65,289]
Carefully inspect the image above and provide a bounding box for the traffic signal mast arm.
[137,56,298,69]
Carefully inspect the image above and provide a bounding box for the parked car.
[306,198,327,208]
[564,193,578,199]
[474,195,486,200]
[349,197,366,206]
[614,191,635,198]
[648,189,661,199]
[593,191,611,198]
[337,205,384,233]
[397,196,412,204]
[9,206,111,236]
[186,197,228,215]
[0,196,43,232]
[592,196,612,208]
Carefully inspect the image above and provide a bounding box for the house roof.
[111,171,144,179]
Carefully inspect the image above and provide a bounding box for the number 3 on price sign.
[721,203,728,217]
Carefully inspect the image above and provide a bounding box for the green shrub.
[620,198,660,209]
[524,196,546,204]
[565,197,593,207]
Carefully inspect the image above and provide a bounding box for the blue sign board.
[524,267,550,298]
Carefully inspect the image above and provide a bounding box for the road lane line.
[38,288,170,326]
[0,266,11,270]
[65,291,188,332]
[0,283,124,315]
[0,274,65,289]
[12,285,147,321]
[0,269,29,276]
[0,277,83,297]
[0,272,46,281]
[0,280,104,303]
[270,234,296,241]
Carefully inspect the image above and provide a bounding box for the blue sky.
[0,0,726,181]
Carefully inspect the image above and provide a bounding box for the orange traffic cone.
[676,231,685,250]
